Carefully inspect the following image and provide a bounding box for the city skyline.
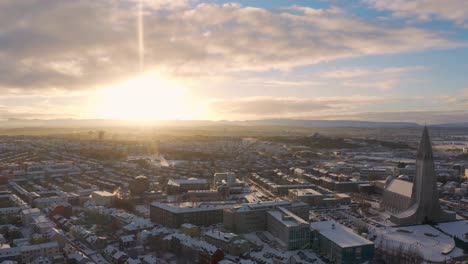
[1,0,468,123]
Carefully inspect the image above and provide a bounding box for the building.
[390,127,456,225]
[184,190,220,202]
[203,230,250,256]
[213,172,236,187]
[0,245,20,263]
[358,183,374,194]
[310,221,374,264]
[162,233,224,264]
[303,174,368,193]
[359,168,389,180]
[90,191,115,206]
[275,184,317,196]
[248,174,316,195]
[119,235,137,250]
[396,165,459,179]
[322,193,351,207]
[166,178,210,194]
[0,194,29,224]
[288,189,323,206]
[20,242,62,264]
[395,165,417,178]
[46,202,73,218]
[288,189,350,207]
[375,223,467,263]
[181,223,200,237]
[150,202,233,228]
[266,207,311,250]
[104,245,128,264]
[223,200,309,234]
[381,177,412,213]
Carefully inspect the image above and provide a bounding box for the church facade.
[381,177,412,213]
[382,127,456,226]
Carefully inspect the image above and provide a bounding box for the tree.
[111,197,135,212]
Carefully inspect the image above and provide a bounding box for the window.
[356,247,362,259]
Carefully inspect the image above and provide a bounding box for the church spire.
[417,126,433,160]
[389,125,456,225]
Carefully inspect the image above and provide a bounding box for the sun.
[94,72,197,120]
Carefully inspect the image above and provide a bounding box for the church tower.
[391,127,456,225]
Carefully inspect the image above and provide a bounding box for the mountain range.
[2,118,468,128]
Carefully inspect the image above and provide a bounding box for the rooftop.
[289,188,322,196]
[436,220,468,242]
[268,207,308,228]
[151,202,233,213]
[167,178,208,186]
[310,221,373,248]
[386,178,412,197]
[375,224,464,262]
[229,200,292,213]
[204,230,238,242]
[92,191,115,197]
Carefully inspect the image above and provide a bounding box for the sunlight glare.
[95,72,195,120]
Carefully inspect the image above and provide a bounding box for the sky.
[1,0,468,123]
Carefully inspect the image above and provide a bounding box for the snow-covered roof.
[18,242,58,255]
[142,255,160,263]
[163,233,218,253]
[375,224,464,263]
[233,200,291,212]
[267,207,308,228]
[120,235,135,243]
[151,202,233,213]
[167,178,208,186]
[181,223,198,229]
[92,191,114,197]
[204,230,237,242]
[436,220,468,242]
[386,178,412,197]
[310,221,373,248]
[289,188,322,196]
[125,258,142,264]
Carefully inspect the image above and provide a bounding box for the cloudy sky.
[1,0,468,123]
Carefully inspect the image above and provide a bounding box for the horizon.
[1,0,468,123]
[1,117,467,128]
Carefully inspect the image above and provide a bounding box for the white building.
[90,191,115,206]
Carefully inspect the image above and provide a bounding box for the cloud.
[343,79,400,91]
[365,0,468,27]
[207,94,468,123]
[237,78,323,87]
[319,68,372,79]
[318,66,426,91]
[319,66,426,79]
[0,0,461,92]
[133,0,197,10]
[208,95,384,119]
[438,88,468,106]
[210,97,331,117]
